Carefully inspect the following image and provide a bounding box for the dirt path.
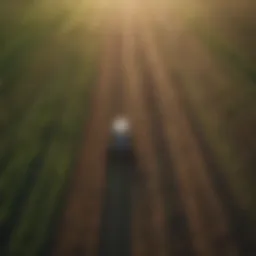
[52,21,120,256]
[52,2,245,255]
[122,10,169,256]
[137,12,239,256]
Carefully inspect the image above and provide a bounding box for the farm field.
[0,1,256,255]
[0,1,101,255]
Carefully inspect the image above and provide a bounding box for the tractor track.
[52,2,253,255]
[97,22,134,256]
[122,13,169,256]
[137,40,195,256]
[153,18,256,255]
[52,18,122,256]
[137,12,240,256]
[170,68,256,256]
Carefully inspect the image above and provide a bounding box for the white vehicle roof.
[111,116,130,135]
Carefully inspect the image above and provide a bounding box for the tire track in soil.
[138,14,239,256]
[157,25,256,255]
[52,22,121,256]
[122,13,169,256]
[137,40,195,256]
[170,69,256,256]
[97,20,134,256]
[153,19,256,254]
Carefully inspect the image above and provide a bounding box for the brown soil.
[122,13,169,256]
[52,2,245,256]
[137,11,239,256]
[52,21,121,256]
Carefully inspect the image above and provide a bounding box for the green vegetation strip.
[0,2,101,254]
[191,21,256,85]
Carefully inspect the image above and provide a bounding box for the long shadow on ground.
[98,150,136,256]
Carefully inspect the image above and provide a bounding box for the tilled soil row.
[52,22,122,256]
[137,13,239,256]
[122,13,169,256]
